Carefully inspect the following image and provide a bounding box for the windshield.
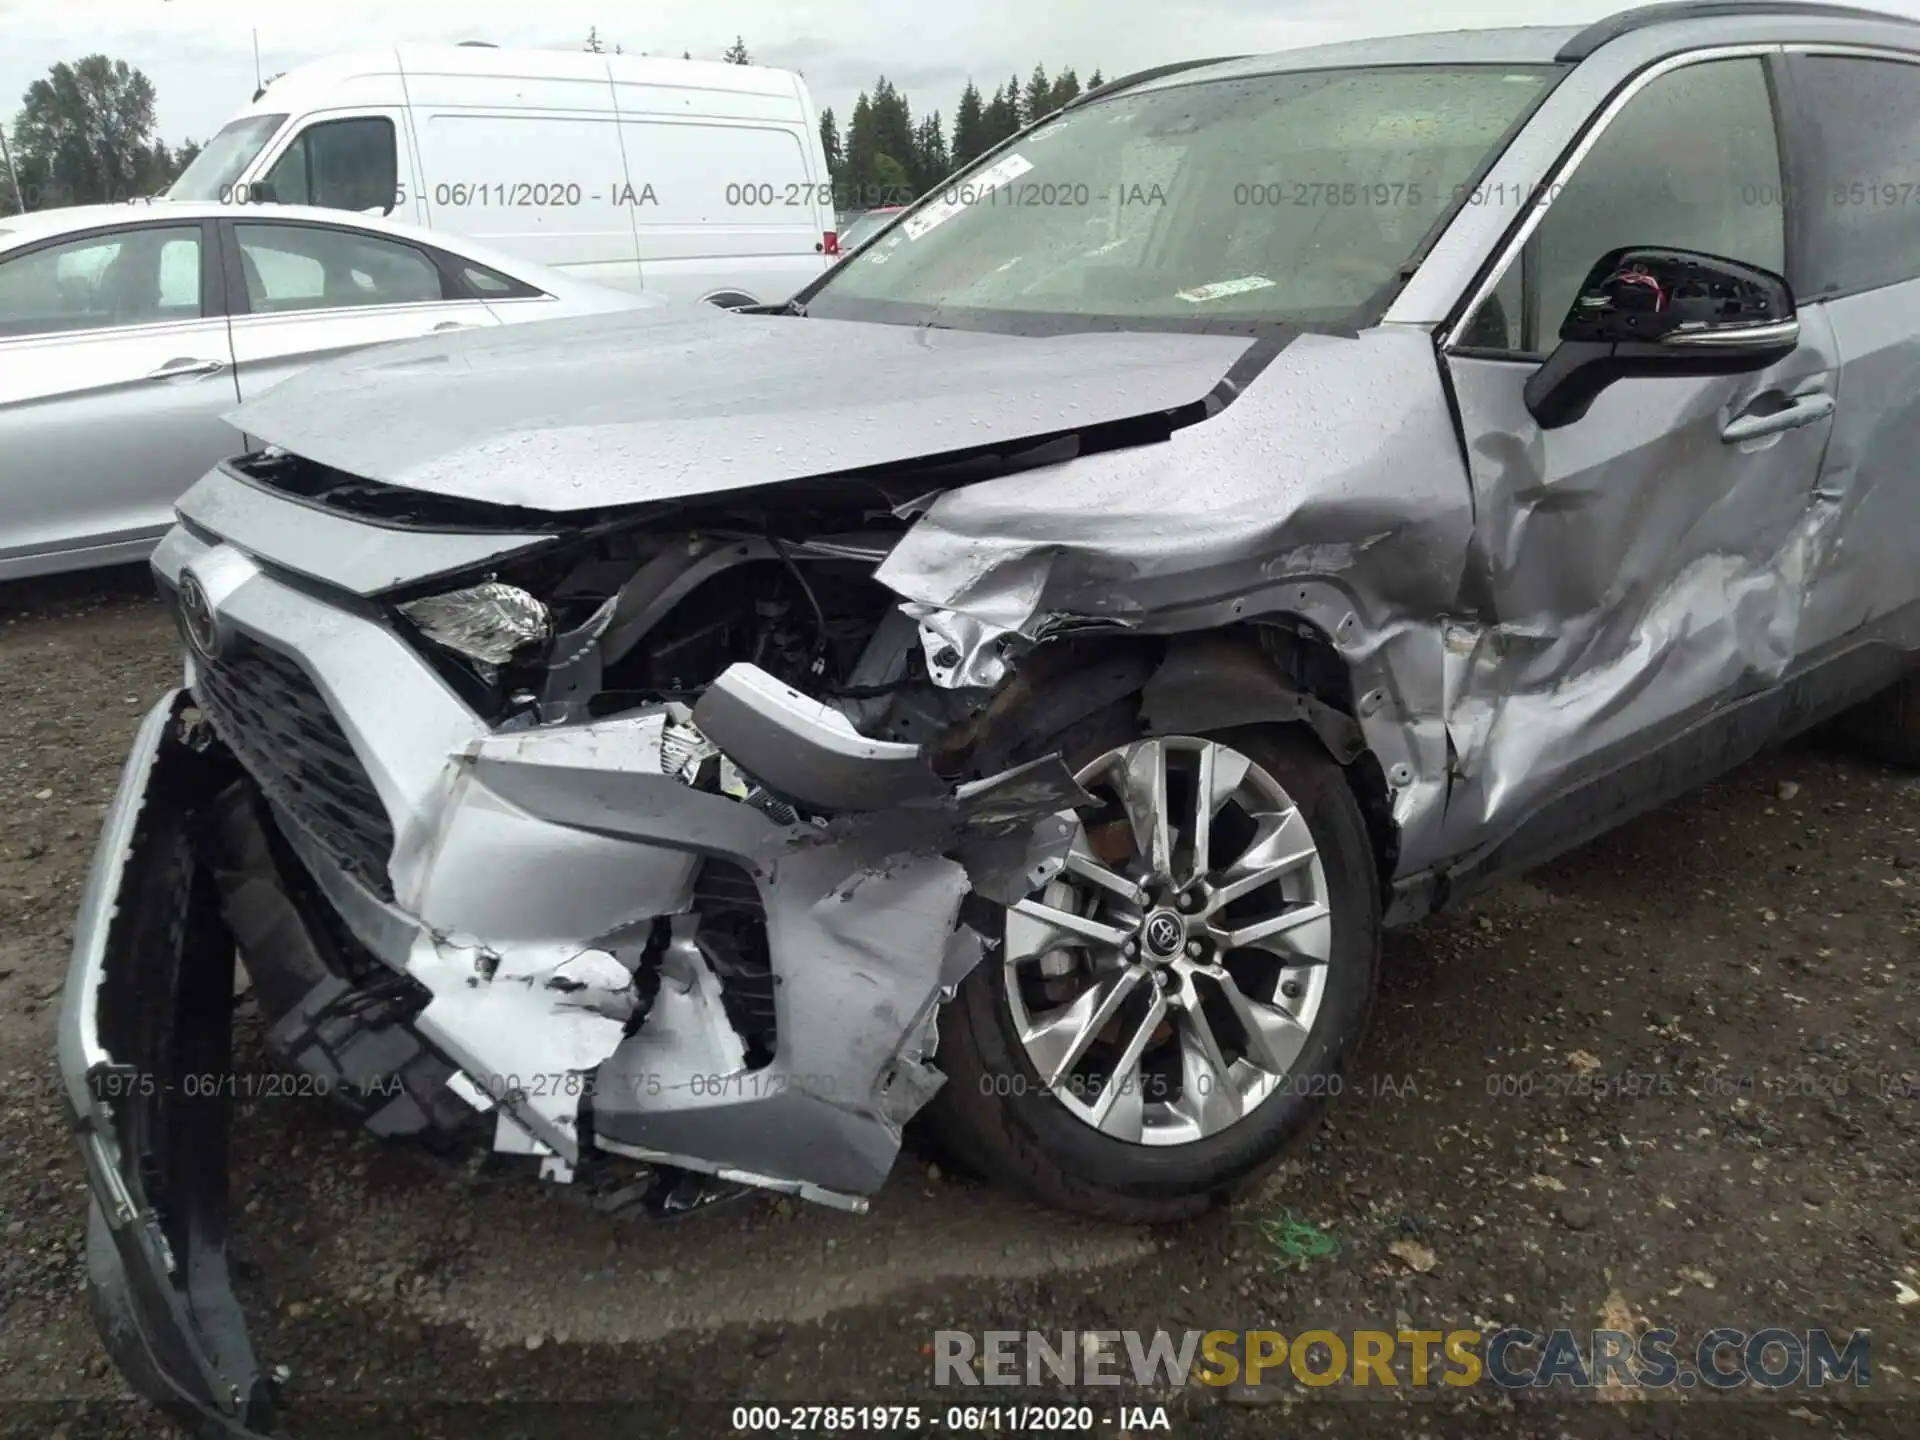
[840,208,903,250]
[803,65,1557,332]
[167,114,288,201]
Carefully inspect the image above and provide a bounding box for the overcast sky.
[3,0,1915,146]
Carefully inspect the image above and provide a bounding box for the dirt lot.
[2,567,1917,1440]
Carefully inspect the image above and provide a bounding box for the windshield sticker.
[1176,275,1276,304]
[903,153,1036,241]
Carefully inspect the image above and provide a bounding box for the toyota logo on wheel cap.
[178,570,220,660]
[1143,910,1185,957]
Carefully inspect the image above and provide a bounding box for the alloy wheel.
[999,736,1333,1146]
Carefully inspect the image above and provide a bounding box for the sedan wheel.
[932,723,1379,1223]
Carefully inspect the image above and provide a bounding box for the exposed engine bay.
[233,450,1019,744]
[176,450,1130,1211]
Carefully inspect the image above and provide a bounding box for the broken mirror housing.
[397,580,552,665]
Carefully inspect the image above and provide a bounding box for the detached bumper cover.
[60,556,1090,1435]
[58,690,273,1437]
[133,525,1088,1204]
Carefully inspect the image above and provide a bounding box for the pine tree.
[844,92,877,207]
[818,107,843,192]
[912,111,948,191]
[723,36,751,65]
[1050,67,1082,109]
[982,81,1018,144]
[1023,64,1053,123]
[868,78,916,203]
[950,82,986,168]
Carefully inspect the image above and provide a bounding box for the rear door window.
[234,223,446,312]
[1782,55,1920,299]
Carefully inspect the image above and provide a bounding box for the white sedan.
[0,201,660,579]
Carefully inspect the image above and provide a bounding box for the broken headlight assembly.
[396,581,553,666]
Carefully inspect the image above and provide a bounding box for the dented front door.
[1434,53,1840,854]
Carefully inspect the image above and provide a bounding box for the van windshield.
[168,115,289,201]
[802,65,1558,334]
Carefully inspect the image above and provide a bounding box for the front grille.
[190,632,397,899]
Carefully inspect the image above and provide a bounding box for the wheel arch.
[948,621,1401,889]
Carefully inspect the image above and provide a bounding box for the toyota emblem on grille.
[1144,911,1184,957]
[178,571,219,660]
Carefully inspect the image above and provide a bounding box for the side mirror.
[247,181,278,205]
[1523,247,1799,429]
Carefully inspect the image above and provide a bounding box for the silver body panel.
[225,303,1260,510]
[56,11,1920,1431]
[0,202,652,580]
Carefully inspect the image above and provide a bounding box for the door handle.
[148,357,228,379]
[432,321,474,332]
[1721,392,1834,443]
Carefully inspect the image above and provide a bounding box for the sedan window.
[234,223,448,313]
[0,226,204,338]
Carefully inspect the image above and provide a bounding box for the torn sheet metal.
[595,847,972,1199]
[879,326,1471,875]
[383,689,1093,1195]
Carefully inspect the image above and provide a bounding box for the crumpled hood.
[230,303,1260,511]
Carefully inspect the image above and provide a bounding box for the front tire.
[931,723,1380,1223]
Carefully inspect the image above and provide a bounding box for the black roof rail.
[1065,55,1249,109]
[456,40,499,48]
[1558,2,1920,60]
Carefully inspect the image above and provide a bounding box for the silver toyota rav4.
[59,3,1920,1429]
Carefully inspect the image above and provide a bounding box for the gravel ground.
[2,567,1917,1440]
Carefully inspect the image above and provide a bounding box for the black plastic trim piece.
[1063,56,1250,108]
[1556,2,1920,62]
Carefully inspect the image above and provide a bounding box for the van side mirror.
[1523,247,1799,429]
[248,181,278,205]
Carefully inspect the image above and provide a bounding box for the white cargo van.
[166,45,841,306]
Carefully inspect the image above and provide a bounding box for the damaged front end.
[58,454,1103,1433]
